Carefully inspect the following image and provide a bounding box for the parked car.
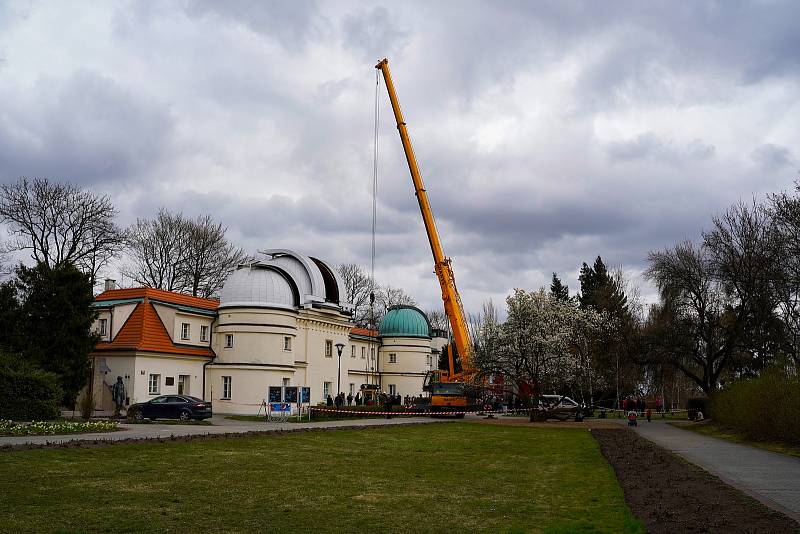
[537,395,582,421]
[128,395,212,421]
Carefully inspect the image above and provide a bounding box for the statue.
[112,376,127,418]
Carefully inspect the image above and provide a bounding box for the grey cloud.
[0,70,173,186]
[751,143,793,172]
[341,6,407,61]
[184,0,321,52]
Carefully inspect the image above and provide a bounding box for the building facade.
[90,249,442,414]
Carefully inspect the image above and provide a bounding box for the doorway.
[178,375,190,396]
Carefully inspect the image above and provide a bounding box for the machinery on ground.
[375,58,479,413]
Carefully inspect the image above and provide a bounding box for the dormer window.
[200,325,209,342]
[181,323,190,340]
[99,318,107,336]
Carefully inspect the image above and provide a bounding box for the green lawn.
[0,423,643,533]
[671,421,800,459]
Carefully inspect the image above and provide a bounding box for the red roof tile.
[94,297,215,358]
[95,287,219,311]
[350,327,378,337]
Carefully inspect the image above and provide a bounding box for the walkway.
[0,415,449,447]
[633,420,800,522]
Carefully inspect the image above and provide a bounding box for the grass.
[671,420,800,459]
[0,423,643,533]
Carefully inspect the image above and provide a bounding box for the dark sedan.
[128,395,212,421]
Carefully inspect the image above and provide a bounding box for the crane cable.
[369,67,380,329]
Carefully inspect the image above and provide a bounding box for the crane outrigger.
[375,58,478,412]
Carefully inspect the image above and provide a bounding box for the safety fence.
[309,407,530,417]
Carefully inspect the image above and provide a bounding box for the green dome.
[379,305,431,338]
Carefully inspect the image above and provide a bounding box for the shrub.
[0,354,63,421]
[79,387,95,421]
[687,397,709,420]
[712,365,800,444]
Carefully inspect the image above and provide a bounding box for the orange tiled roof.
[94,297,215,358]
[95,287,219,310]
[350,327,378,337]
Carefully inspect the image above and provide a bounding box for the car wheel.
[179,410,192,422]
[134,409,144,421]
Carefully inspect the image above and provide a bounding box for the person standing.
[327,395,334,407]
[347,393,353,406]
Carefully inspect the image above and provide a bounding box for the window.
[165,376,175,387]
[427,355,432,367]
[349,383,355,396]
[370,347,375,360]
[200,325,209,342]
[222,376,232,400]
[225,334,234,348]
[323,381,332,399]
[361,347,366,359]
[181,323,190,340]
[389,353,397,364]
[351,345,356,358]
[283,377,290,386]
[389,384,397,396]
[325,340,333,358]
[148,374,160,395]
[99,318,107,336]
[283,336,292,351]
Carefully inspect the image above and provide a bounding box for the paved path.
[632,421,800,522]
[0,415,450,447]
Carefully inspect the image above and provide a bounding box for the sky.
[1,1,799,314]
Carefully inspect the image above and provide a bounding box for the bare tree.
[336,263,374,325]
[703,199,782,371]
[183,214,247,298]
[644,241,742,395]
[426,309,449,331]
[122,209,192,292]
[0,177,124,284]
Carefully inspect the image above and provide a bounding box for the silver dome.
[219,265,297,309]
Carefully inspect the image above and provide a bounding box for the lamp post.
[335,342,345,397]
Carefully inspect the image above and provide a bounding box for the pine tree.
[550,272,569,302]
[16,262,98,407]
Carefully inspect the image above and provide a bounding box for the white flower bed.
[0,419,118,436]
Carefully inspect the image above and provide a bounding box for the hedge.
[712,366,800,444]
[0,356,63,421]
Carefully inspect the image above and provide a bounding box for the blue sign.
[270,402,291,413]
[300,387,311,403]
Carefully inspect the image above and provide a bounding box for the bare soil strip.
[592,428,799,533]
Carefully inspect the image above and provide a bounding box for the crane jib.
[375,58,474,376]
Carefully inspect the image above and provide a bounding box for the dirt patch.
[592,428,799,533]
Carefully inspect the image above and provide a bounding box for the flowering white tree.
[473,288,615,421]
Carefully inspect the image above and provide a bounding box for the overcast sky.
[1,1,798,313]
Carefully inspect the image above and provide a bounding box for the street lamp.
[335,342,345,397]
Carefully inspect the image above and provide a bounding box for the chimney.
[104,279,116,291]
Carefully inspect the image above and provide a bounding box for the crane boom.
[375,58,473,378]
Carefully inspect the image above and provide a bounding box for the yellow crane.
[375,58,477,412]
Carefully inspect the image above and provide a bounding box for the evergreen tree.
[15,262,97,406]
[549,272,569,302]
[0,281,20,352]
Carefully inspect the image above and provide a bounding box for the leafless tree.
[183,214,247,298]
[425,308,449,332]
[644,241,742,395]
[122,209,192,293]
[0,177,124,284]
[123,208,246,298]
[769,186,800,365]
[336,263,374,325]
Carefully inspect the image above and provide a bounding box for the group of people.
[325,391,406,408]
